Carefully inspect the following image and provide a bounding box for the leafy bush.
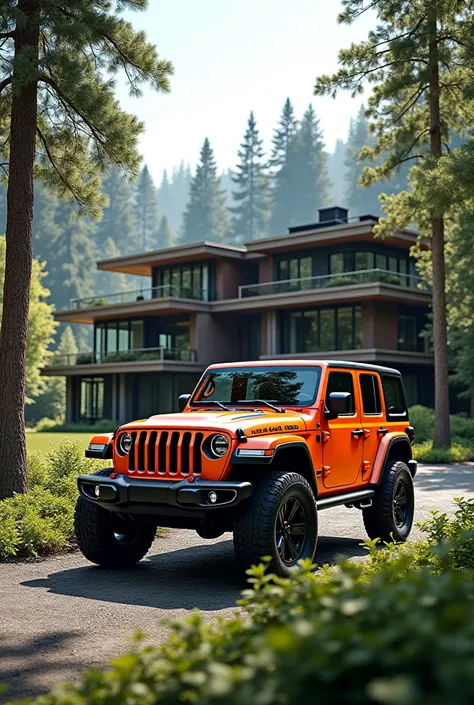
[408,405,435,443]
[0,441,108,560]
[35,419,116,433]
[324,275,357,287]
[413,441,473,463]
[17,556,474,705]
[409,405,474,446]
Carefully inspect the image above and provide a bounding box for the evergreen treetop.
[181,138,231,244]
[231,111,270,242]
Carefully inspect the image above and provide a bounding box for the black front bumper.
[78,472,252,516]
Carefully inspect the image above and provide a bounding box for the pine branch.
[39,75,108,148]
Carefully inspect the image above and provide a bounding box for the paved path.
[1,463,473,703]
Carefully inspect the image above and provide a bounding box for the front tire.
[74,471,156,568]
[363,460,415,543]
[233,471,318,578]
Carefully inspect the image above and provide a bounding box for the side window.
[382,376,408,419]
[325,372,355,415]
[360,374,382,415]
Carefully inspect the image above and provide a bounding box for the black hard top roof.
[326,360,401,375]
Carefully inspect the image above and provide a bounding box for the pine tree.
[95,237,129,296]
[157,169,172,222]
[134,165,158,251]
[167,161,192,232]
[181,139,231,244]
[231,112,271,242]
[27,325,78,423]
[0,236,56,404]
[328,139,347,206]
[48,202,98,311]
[270,98,298,169]
[0,0,173,498]
[314,0,474,447]
[156,215,174,249]
[291,105,331,224]
[269,98,299,234]
[98,165,138,254]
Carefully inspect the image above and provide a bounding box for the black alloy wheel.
[275,497,307,566]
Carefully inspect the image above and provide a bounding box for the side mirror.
[325,391,352,419]
[178,394,191,412]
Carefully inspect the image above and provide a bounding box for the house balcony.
[56,285,211,324]
[42,347,201,377]
[213,269,431,313]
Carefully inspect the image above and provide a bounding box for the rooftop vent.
[288,206,349,234]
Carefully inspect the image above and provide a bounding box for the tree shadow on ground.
[0,631,90,704]
[21,535,367,612]
[414,464,474,494]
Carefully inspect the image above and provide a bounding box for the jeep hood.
[122,410,309,436]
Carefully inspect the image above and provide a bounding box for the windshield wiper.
[237,399,285,413]
[198,400,231,411]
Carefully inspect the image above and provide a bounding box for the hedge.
[6,498,474,705]
[409,405,474,462]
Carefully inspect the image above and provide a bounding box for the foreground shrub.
[413,441,473,463]
[0,441,107,560]
[16,557,474,705]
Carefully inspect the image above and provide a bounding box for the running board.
[317,489,375,511]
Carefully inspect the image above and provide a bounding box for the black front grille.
[128,430,204,477]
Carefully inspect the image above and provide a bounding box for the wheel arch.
[371,435,415,485]
[229,441,318,497]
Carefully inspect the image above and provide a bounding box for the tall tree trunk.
[0,0,40,500]
[428,11,450,448]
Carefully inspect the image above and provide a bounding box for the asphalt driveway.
[1,463,473,703]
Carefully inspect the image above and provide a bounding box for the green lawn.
[26,431,92,454]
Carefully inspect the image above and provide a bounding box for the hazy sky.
[117,1,375,185]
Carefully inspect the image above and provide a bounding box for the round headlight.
[118,433,133,455]
[209,434,229,458]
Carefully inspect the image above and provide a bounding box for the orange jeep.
[75,360,416,577]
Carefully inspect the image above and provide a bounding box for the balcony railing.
[48,347,198,367]
[69,284,209,310]
[238,269,428,298]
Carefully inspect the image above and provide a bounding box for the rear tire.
[233,471,318,578]
[74,470,156,568]
[363,460,415,543]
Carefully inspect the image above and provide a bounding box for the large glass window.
[192,365,322,407]
[398,313,425,352]
[276,256,312,284]
[94,319,145,358]
[281,306,362,353]
[154,263,211,300]
[80,377,104,422]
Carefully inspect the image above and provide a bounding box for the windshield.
[191,366,322,407]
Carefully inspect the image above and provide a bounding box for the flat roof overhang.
[244,221,419,255]
[259,349,435,367]
[97,242,248,276]
[41,359,204,377]
[54,297,211,325]
[210,283,432,313]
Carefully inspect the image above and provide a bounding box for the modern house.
[43,206,463,424]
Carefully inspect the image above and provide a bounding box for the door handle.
[352,429,364,438]
[377,428,389,436]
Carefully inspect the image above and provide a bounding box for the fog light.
[94,485,100,498]
[208,491,217,504]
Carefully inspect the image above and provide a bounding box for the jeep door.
[356,372,385,483]
[322,370,364,488]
